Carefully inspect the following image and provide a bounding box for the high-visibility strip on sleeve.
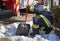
[40,15,51,28]
[40,27,45,31]
[30,6,33,11]
[32,25,39,29]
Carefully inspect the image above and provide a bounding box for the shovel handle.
[25,8,28,25]
[25,0,29,25]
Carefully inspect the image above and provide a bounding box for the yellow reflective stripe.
[30,6,33,11]
[41,27,45,31]
[32,25,39,29]
[40,15,51,28]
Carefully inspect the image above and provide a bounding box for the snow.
[26,19,33,27]
[7,34,59,41]
[0,23,18,37]
[0,23,60,41]
[0,26,6,33]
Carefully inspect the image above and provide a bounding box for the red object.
[14,0,20,14]
[25,0,29,25]
[40,0,43,4]
[2,0,20,15]
[2,0,15,10]
[2,0,9,2]
[14,3,20,14]
[4,0,16,14]
[6,0,15,10]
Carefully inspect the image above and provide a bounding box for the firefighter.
[31,12,53,36]
[26,2,53,36]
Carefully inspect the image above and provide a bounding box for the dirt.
[0,14,35,26]
[0,38,11,41]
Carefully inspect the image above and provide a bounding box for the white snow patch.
[0,23,60,41]
[0,32,5,38]
[0,26,7,33]
[0,23,19,36]
[26,19,33,27]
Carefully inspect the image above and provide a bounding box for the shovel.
[16,0,30,36]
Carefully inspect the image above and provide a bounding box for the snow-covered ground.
[0,22,60,41]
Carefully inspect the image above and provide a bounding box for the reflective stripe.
[40,27,45,31]
[32,25,39,29]
[40,15,51,28]
[30,6,33,11]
